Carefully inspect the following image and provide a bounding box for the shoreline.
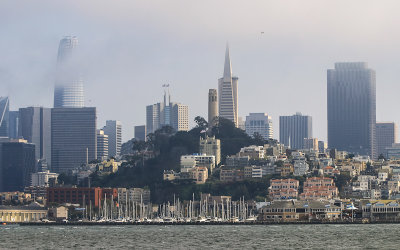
[14,220,400,226]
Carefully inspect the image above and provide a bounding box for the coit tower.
[208,89,218,127]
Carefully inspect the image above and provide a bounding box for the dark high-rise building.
[0,97,9,137]
[18,107,51,164]
[51,107,96,173]
[327,62,376,158]
[134,125,146,141]
[8,111,19,139]
[376,122,397,158]
[54,36,84,108]
[0,140,36,192]
[279,113,312,149]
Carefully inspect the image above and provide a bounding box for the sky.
[1,0,400,142]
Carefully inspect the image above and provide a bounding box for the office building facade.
[51,107,96,173]
[245,113,273,140]
[279,113,312,150]
[0,140,36,192]
[134,125,146,141]
[97,129,108,161]
[327,62,376,158]
[8,111,19,139]
[376,122,397,158]
[103,120,122,158]
[18,107,51,164]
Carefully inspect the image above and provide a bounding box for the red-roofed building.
[300,177,338,200]
[269,179,299,200]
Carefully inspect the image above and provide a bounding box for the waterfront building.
[268,179,299,200]
[31,171,59,187]
[0,202,47,222]
[51,107,97,173]
[376,122,397,158]
[0,97,9,137]
[327,62,376,158]
[96,129,108,161]
[47,187,117,207]
[53,36,84,108]
[103,120,121,158]
[300,177,338,200]
[258,200,341,222]
[8,111,19,139]
[199,135,221,166]
[208,89,218,127]
[0,140,36,192]
[146,89,189,134]
[18,107,51,165]
[279,113,312,150]
[218,45,238,127]
[134,125,146,141]
[245,113,273,140]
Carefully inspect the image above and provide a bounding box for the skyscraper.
[0,140,36,192]
[245,113,273,140]
[103,120,122,158]
[0,97,9,137]
[376,122,397,158]
[327,62,376,158]
[208,89,218,127]
[51,107,96,173]
[218,45,238,127]
[146,88,189,134]
[97,129,108,161]
[54,36,84,108]
[134,125,146,141]
[8,111,19,139]
[279,113,312,149]
[18,107,51,165]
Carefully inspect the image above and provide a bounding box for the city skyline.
[2,1,400,142]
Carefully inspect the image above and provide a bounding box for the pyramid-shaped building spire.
[223,43,232,82]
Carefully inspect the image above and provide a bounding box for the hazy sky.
[1,0,400,142]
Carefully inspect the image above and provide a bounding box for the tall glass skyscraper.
[0,97,9,137]
[218,45,238,127]
[54,36,84,108]
[327,62,376,158]
[279,113,312,149]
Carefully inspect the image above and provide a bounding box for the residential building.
[238,145,265,160]
[303,138,318,151]
[244,166,262,179]
[18,107,51,164]
[300,177,338,200]
[279,113,312,149]
[218,45,238,127]
[269,179,299,200]
[327,62,376,158]
[199,135,221,166]
[208,89,218,127]
[53,36,84,108]
[245,113,273,140]
[96,129,108,161]
[293,160,309,176]
[134,125,146,141]
[180,154,215,173]
[51,107,97,173]
[0,140,36,192]
[376,122,397,158]
[31,171,59,187]
[0,97,9,137]
[103,120,121,158]
[220,168,244,182]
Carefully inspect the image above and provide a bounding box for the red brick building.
[46,187,117,207]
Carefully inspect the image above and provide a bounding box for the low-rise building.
[117,188,151,204]
[31,171,59,187]
[0,202,47,222]
[180,154,215,173]
[269,179,299,200]
[300,177,338,200]
[244,166,262,179]
[238,145,265,160]
[220,168,244,182]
